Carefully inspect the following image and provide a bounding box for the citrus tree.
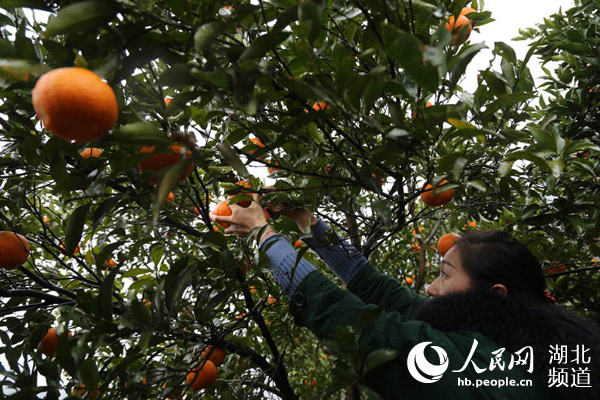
[0,0,598,399]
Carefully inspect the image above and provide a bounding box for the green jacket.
[290,263,551,399]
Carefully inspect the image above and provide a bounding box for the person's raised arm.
[209,195,316,298]
[284,207,427,316]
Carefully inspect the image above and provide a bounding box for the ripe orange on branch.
[437,233,461,257]
[138,144,194,184]
[420,180,454,207]
[460,7,478,26]
[79,147,103,158]
[0,231,30,270]
[305,101,331,113]
[228,181,253,207]
[446,13,472,45]
[41,327,72,357]
[201,345,226,366]
[249,137,265,154]
[186,360,218,390]
[31,67,118,143]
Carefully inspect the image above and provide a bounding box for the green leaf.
[152,158,194,224]
[164,258,192,315]
[15,23,38,61]
[380,24,438,91]
[0,59,46,83]
[98,267,118,321]
[201,231,228,248]
[110,122,170,145]
[65,204,89,255]
[437,153,469,180]
[95,241,124,270]
[499,161,514,177]
[217,141,249,178]
[529,126,558,153]
[480,92,535,120]
[225,334,254,348]
[238,30,290,62]
[547,157,565,178]
[363,348,402,373]
[298,1,322,43]
[494,42,517,64]
[44,0,116,37]
[449,43,486,91]
[273,5,298,31]
[91,197,119,231]
[563,140,600,156]
[80,358,99,394]
[194,21,227,55]
[0,0,52,10]
[131,300,153,327]
[165,0,191,20]
[504,150,547,170]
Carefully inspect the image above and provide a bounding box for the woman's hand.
[282,208,317,233]
[209,194,276,243]
[262,186,317,232]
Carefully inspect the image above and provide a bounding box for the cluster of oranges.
[186,345,226,390]
[32,67,194,186]
[40,325,226,394]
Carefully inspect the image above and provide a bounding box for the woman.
[210,195,600,399]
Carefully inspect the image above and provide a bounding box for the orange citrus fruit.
[186,360,218,390]
[229,181,252,207]
[79,147,103,158]
[437,233,461,257]
[268,161,279,174]
[405,276,415,285]
[0,231,30,270]
[249,137,265,150]
[460,7,478,27]
[41,327,71,357]
[104,258,116,268]
[73,384,99,399]
[41,327,59,357]
[420,180,454,207]
[311,101,330,111]
[201,345,227,366]
[32,67,118,143]
[310,380,317,388]
[446,14,472,45]
[413,101,433,118]
[138,144,194,184]
[294,239,303,249]
[212,201,233,228]
[165,97,172,107]
[59,242,81,256]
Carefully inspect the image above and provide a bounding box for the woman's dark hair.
[454,230,547,301]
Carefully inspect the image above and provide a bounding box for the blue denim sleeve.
[301,220,368,285]
[258,234,317,298]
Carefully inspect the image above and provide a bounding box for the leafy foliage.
[0,0,598,398]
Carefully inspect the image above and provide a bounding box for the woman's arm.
[209,196,316,298]
[289,209,427,316]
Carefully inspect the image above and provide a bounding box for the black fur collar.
[412,290,600,399]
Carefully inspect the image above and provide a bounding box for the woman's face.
[426,246,473,297]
